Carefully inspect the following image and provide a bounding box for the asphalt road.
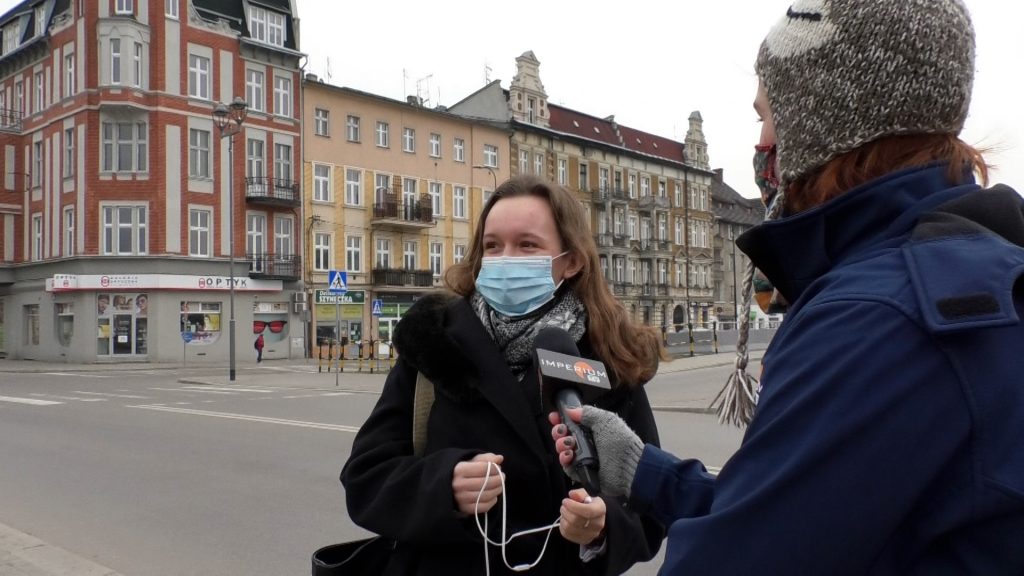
[0,364,744,576]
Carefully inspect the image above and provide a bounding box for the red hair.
[785,134,990,214]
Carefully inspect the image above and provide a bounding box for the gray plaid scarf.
[471,290,587,381]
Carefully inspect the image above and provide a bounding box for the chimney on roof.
[305,73,319,82]
[713,168,724,181]
[407,95,423,107]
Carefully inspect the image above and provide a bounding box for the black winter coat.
[341,293,664,575]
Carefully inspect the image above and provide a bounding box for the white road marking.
[72,391,149,399]
[180,386,270,393]
[0,396,62,406]
[29,393,106,402]
[128,405,360,432]
[39,372,110,378]
[320,392,353,397]
[149,387,236,395]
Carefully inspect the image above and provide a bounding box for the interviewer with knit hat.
[552,1,1024,573]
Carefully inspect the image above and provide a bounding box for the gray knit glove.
[564,406,644,499]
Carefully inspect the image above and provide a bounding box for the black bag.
[311,536,394,576]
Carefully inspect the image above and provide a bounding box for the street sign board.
[328,270,348,294]
[182,332,194,343]
[371,299,383,316]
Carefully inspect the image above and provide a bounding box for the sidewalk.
[0,521,123,576]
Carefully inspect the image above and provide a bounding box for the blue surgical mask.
[475,252,568,317]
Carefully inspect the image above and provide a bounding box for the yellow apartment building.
[301,78,509,348]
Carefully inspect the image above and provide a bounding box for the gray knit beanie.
[755,0,975,187]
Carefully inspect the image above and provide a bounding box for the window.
[31,214,42,260]
[313,164,331,202]
[453,186,466,219]
[518,150,528,174]
[402,177,417,206]
[14,81,23,114]
[629,214,637,240]
[132,42,142,87]
[429,133,441,157]
[313,108,330,136]
[375,121,389,148]
[558,159,568,185]
[374,174,391,202]
[346,236,362,273]
[534,152,544,176]
[375,238,391,268]
[63,207,74,257]
[675,217,683,245]
[614,257,624,283]
[403,241,417,269]
[245,69,264,112]
[249,6,286,47]
[313,233,331,271]
[273,75,291,116]
[483,144,498,167]
[64,127,74,178]
[274,143,292,182]
[32,141,42,187]
[346,115,360,142]
[188,53,210,99]
[658,214,667,241]
[579,163,588,191]
[345,168,361,205]
[430,242,443,277]
[101,121,148,173]
[188,128,211,179]
[101,205,147,255]
[247,214,267,267]
[25,305,40,346]
[453,137,465,162]
[165,0,179,18]
[659,180,667,198]
[246,138,264,178]
[115,0,134,14]
[454,244,466,264]
[110,39,121,85]
[402,127,415,153]
[629,173,637,198]
[34,5,45,36]
[527,97,535,123]
[189,208,211,257]
[34,71,43,111]
[641,176,651,197]
[675,181,683,208]
[429,182,442,216]
[274,215,293,258]
[64,53,75,97]
[56,303,74,346]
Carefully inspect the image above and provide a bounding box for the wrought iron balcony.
[245,177,301,207]
[637,239,673,253]
[591,187,629,204]
[0,107,23,133]
[372,267,434,287]
[247,253,301,280]
[371,196,435,229]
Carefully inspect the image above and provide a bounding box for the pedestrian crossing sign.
[328,270,348,294]
[371,299,383,316]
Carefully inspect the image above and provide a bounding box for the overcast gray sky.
[297,0,1023,199]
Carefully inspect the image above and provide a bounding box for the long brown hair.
[445,175,667,386]
[785,134,990,214]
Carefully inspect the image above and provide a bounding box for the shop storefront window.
[180,301,221,345]
[97,293,148,355]
[56,303,73,346]
[253,301,288,352]
[24,304,39,345]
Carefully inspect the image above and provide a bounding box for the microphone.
[533,327,611,495]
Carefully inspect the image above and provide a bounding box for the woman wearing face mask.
[551,1,1024,574]
[341,175,666,575]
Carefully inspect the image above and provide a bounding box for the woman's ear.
[562,251,584,280]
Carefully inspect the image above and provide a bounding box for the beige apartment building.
[450,51,718,331]
[301,78,508,348]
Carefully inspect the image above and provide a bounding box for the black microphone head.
[533,327,611,413]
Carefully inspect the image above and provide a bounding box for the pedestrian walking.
[254,333,264,363]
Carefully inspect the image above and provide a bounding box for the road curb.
[0,521,123,576]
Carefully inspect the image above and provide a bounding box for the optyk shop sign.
[47,274,282,292]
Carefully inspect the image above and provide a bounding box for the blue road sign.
[182,332,194,343]
[371,299,383,316]
[328,270,348,294]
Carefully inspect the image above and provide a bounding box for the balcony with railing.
[0,107,22,133]
[247,253,301,281]
[245,177,301,207]
[636,238,673,254]
[637,195,671,212]
[372,268,434,287]
[591,187,629,204]
[371,195,435,229]
[639,283,671,298]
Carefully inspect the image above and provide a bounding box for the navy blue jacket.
[630,165,1024,574]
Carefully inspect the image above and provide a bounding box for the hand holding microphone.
[550,406,644,500]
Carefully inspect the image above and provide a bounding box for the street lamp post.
[213,97,248,382]
[472,164,498,191]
